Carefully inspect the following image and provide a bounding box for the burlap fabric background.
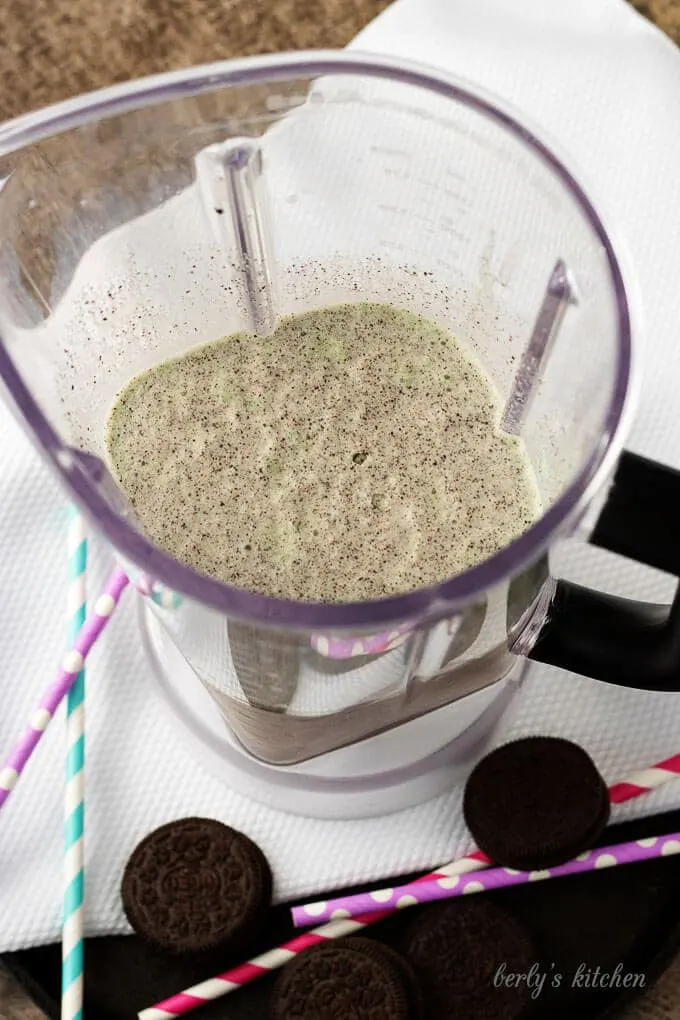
[0,0,679,1017]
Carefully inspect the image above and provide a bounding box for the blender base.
[139,603,526,819]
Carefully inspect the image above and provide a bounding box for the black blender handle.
[529,451,680,691]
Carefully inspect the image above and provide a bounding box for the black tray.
[5,808,680,1019]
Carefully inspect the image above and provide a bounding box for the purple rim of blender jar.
[0,51,634,633]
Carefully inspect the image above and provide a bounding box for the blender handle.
[529,451,680,691]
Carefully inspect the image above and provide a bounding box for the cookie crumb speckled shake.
[106,302,540,602]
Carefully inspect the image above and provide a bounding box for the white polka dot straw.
[291,831,680,923]
[0,567,129,814]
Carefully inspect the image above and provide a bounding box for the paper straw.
[608,753,680,803]
[0,567,129,813]
[137,911,392,1020]
[292,850,491,927]
[291,830,680,921]
[62,508,88,1020]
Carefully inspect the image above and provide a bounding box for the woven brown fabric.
[0,0,391,121]
[631,0,680,42]
[0,0,679,1018]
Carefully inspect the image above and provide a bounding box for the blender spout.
[501,258,578,436]
[195,138,276,336]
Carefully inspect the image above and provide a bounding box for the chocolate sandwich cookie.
[269,937,422,1019]
[463,736,610,870]
[374,941,425,1020]
[121,817,272,956]
[402,900,536,1020]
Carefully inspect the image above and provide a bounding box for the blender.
[0,52,678,818]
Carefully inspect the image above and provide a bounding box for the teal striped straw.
[62,506,87,1020]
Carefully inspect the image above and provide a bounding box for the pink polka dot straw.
[291,832,680,925]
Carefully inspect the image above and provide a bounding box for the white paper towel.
[2,0,680,952]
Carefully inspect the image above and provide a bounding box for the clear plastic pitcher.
[1,53,679,809]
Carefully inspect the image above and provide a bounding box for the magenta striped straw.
[0,567,129,812]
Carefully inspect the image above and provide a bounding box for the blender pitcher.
[0,52,679,814]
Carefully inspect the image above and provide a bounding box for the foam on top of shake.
[105,302,541,602]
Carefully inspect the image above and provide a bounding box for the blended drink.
[106,302,540,602]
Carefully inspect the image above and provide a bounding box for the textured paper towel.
[1,0,680,952]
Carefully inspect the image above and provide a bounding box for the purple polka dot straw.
[0,567,129,813]
[291,832,680,927]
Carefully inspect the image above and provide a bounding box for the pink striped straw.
[138,749,680,1018]
[608,753,680,803]
[138,845,491,1015]
[0,567,129,812]
[137,912,392,1020]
